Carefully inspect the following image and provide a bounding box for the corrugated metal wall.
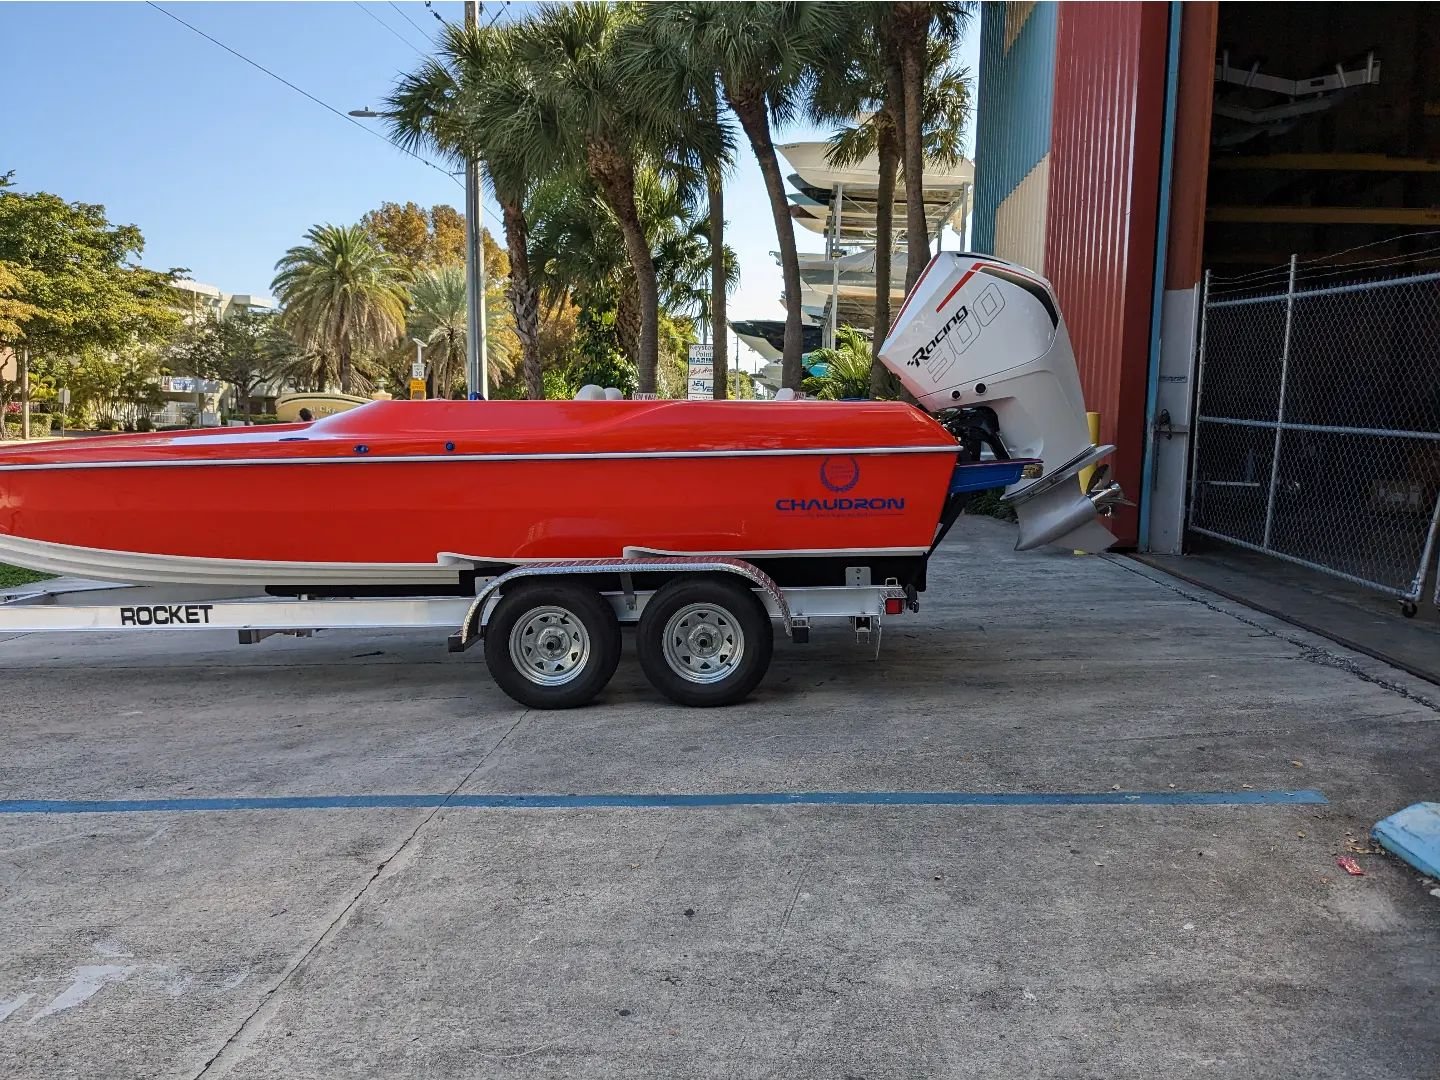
[993,156,1050,273]
[974,1,1171,546]
[1164,2,1218,292]
[972,2,1057,255]
[1044,1,1169,545]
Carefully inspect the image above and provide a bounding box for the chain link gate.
[1188,259,1440,616]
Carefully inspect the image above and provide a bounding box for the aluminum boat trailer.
[0,556,915,709]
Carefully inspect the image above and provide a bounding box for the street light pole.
[463,0,488,400]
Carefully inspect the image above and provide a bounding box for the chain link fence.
[1188,258,1440,613]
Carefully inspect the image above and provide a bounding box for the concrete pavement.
[0,516,1437,1078]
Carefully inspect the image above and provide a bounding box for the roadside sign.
[411,361,425,380]
[57,388,71,407]
[408,377,426,400]
[687,343,714,400]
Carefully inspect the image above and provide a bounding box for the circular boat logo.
[820,455,861,493]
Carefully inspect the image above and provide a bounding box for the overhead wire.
[149,1,510,235]
[388,1,436,45]
[352,1,427,57]
[485,1,511,30]
[146,1,463,191]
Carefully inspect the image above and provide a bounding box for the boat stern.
[878,253,1121,553]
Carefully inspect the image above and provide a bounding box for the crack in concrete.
[1106,556,1440,716]
[188,711,529,1079]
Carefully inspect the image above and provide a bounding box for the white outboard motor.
[879,253,1123,552]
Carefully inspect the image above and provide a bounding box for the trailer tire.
[484,582,620,709]
[636,578,772,707]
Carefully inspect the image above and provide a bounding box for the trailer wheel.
[636,578,773,707]
[484,583,620,709]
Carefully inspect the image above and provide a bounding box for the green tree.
[167,308,292,422]
[655,207,738,332]
[0,173,182,430]
[638,3,838,390]
[888,2,975,290]
[407,263,467,398]
[406,262,519,399]
[526,166,730,374]
[811,13,972,394]
[360,201,471,273]
[802,326,880,400]
[505,1,698,396]
[0,261,39,341]
[656,311,698,399]
[621,9,738,397]
[271,224,408,393]
[0,262,41,426]
[51,342,167,431]
[269,344,341,395]
[527,173,628,326]
[568,306,637,396]
[387,21,546,400]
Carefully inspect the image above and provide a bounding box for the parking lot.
[1,515,1438,1079]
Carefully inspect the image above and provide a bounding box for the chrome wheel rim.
[661,603,744,684]
[509,606,591,686]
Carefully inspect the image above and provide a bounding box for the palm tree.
[621,7,738,397]
[387,22,544,400]
[527,165,733,378]
[527,173,628,325]
[270,224,407,393]
[636,2,837,391]
[407,264,466,398]
[501,2,727,395]
[888,1,975,290]
[655,210,737,329]
[802,326,877,400]
[811,12,972,394]
[406,262,519,399]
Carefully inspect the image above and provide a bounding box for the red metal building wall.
[1044,2,1170,546]
[1165,3,1219,292]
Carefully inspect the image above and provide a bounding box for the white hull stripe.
[0,445,960,473]
[0,532,932,589]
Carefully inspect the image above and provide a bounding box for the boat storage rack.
[0,557,912,709]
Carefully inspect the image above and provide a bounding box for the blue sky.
[2,1,978,371]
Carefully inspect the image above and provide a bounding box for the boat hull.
[0,401,960,588]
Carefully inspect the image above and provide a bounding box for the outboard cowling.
[879,253,1121,552]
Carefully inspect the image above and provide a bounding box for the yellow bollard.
[1074,412,1101,555]
[1077,411,1101,493]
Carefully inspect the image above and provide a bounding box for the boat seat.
[574,385,605,401]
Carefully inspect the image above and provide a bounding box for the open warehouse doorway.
[1187,1,1440,617]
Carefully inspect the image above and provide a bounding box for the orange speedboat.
[1,254,1124,597]
[0,398,969,590]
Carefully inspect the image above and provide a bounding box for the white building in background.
[732,140,974,395]
[160,280,279,426]
[172,279,277,323]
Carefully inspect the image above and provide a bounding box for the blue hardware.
[949,459,1032,494]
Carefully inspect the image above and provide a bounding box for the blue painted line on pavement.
[0,789,1327,815]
